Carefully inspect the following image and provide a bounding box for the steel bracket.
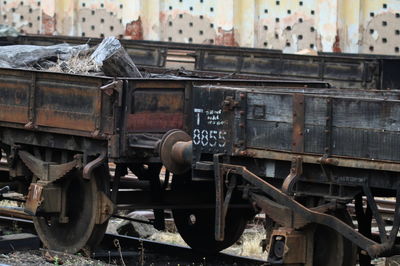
[82,151,106,180]
[222,96,239,111]
[250,193,308,229]
[100,80,123,106]
[214,153,237,241]
[282,156,303,195]
[19,150,82,183]
[267,228,308,265]
[100,80,123,96]
[24,182,44,215]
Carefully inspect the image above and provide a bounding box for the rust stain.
[0,106,28,123]
[159,12,167,23]
[36,110,95,132]
[127,113,184,132]
[42,12,56,35]
[125,17,143,40]
[215,28,238,46]
[25,183,44,215]
[332,30,342,53]
[134,91,183,113]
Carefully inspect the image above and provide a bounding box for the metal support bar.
[238,92,247,151]
[25,72,37,130]
[111,164,127,204]
[292,93,305,153]
[112,214,153,225]
[355,194,372,266]
[362,185,388,242]
[129,163,165,231]
[382,188,400,254]
[149,165,165,231]
[324,97,333,157]
[214,174,237,240]
[222,176,236,225]
[214,153,225,241]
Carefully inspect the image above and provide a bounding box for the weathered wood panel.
[128,88,185,132]
[237,87,400,162]
[247,120,292,151]
[0,68,113,136]
[0,70,30,124]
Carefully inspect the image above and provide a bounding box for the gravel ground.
[0,250,110,266]
[0,214,397,265]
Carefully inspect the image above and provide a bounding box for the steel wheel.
[312,209,357,266]
[171,173,252,253]
[33,166,109,253]
[172,207,248,253]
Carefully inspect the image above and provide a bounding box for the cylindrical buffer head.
[159,129,192,175]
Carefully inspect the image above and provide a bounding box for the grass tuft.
[47,53,101,75]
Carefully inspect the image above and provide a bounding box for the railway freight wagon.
[2,34,400,90]
[1,66,400,265]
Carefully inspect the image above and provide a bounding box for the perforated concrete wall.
[0,0,42,34]
[359,1,400,55]
[160,0,217,44]
[0,0,399,55]
[255,0,320,52]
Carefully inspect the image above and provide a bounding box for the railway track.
[0,198,397,265]
[347,198,396,224]
[0,207,267,265]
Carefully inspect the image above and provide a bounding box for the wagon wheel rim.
[33,167,109,253]
[172,207,248,253]
[171,172,252,253]
[312,209,357,266]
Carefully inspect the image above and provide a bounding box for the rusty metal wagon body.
[0,36,400,265]
[3,34,400,90]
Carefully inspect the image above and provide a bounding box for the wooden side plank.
[244,90,400,162]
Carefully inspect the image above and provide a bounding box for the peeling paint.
[125,17,143,40]
[361,13,400,55]
[332,31,341,53]
[316,0,338,52]
[0,3,41,34]
[42,12,56,35]
[215,28,238,46]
